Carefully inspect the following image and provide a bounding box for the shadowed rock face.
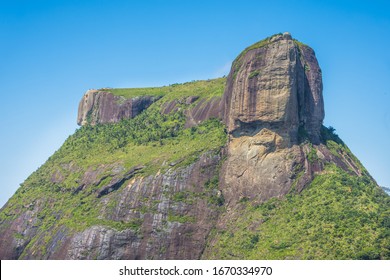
[0,152,222,260]
[222,33,324,144]
[77,90,160,126]
[1,33,382,260]
[219,33,325,205]
[161,96,222,128]
[64,152,222,260]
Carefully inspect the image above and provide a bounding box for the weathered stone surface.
[298,44,324,140]
[0,200,42,259]
[218,33,326,206]
[221,33,324,143]
[64,152,222,260]
[222,128,297,205]
[77,90,160,125]
[185,97,221,127]
[0,33,378,260]
[220,131,345,206]
[161,96,222,128]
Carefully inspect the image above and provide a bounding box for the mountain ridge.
[0,33,388,259]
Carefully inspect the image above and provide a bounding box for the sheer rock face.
[77,90,159,126]
[64,152,221,260]
[221,33,324,143]
[220,33,325,205]
[14,152,221,260]
[3,33,375,260]
[161,96,222,128]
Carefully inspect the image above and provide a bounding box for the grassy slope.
[0,79,227,257]
[0,78,389,259]
[101,78,225,100]
[205,137,390,260]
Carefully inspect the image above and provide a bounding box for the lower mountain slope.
[0,81,388,259]
[0,79,228,259]
[0,33,389,259]
[204,131,390,259]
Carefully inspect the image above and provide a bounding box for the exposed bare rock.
[185,97,221,127]
[77,90,160,125]
[221,33,324,143]
[96,165,144,198]
[0,33,383,261]
[161,96,222,128]
[219,33,326,205]
[0,200,43,259]
[64,152,222,260]
[220,131,342,206]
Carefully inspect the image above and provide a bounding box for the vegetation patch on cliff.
[204,140,390,260]
[204,127,389,260]
[102,78,225,101]
[0,87,228,258]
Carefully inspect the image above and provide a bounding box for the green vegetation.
[0,79,228,257]
[234,34,281,65]
[321,125,373,179]
[205,126,389,259]
[206,139,390,260]
[293,39,309,48]
[1,73,388,259]
[101,78,225,101]
[248,70,260,79]
[307,144,318,163]
[231,34,281,79]
[167,213,196,223]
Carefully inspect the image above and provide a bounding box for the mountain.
[0,33,389,260]
[382,187,390,195]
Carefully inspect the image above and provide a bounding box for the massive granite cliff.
[0,33,388,260]
[220,33,325,206]
[222,32,324,142]
[77,90,160,125]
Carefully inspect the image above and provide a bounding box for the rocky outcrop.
[64,152,221,260]
[219,33,326,205]
[1,33,384,260]
[77,90,160,125]
[6,152,222,260]
[221,32,324,143]
[161,96,222,128]
[184,97,221,128]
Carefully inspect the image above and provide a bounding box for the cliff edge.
[77,90,160,125]
[0,33,388,260]
[222,32,324,143]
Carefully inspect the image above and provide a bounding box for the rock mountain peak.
[222,32,324,144]
[76,33,328,205]
[78,32,324,145]
[2,34,386,260]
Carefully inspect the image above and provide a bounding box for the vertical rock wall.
[221,32,324,143]
[220,33,325,205]
[77,90,160,126]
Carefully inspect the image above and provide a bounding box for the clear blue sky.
[1,0,389,207]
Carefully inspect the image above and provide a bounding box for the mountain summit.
[0,33,388,259]
[222,32,324,142]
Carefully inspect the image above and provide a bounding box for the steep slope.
[220,32,324,206]
[0,33,388,259]
[205,32,389,259]
[203,132,390,259]
[0,79,227,259]
[77,90,160,126]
